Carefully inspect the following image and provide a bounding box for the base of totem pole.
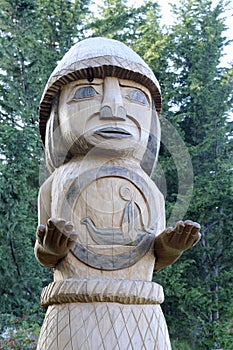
[36,279,172,350]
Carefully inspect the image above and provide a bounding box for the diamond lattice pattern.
[37,302,171,350]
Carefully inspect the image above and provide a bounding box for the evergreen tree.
[155,0,233,348]
[0,0,90,328]
[0,1,232,348]
[89,0,162,45]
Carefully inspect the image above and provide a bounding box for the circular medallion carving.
[60,166,158,270]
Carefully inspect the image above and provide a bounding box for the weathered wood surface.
[37,303,171,350]
[35,37,201,350]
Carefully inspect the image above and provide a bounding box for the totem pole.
[35,37,201,349]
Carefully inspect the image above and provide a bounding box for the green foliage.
[0,0,91,328]
[88,0,162,45]
[0,0,232,348]
[155,0,233,348]
[0,314,41,350]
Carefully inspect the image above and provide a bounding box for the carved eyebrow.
[73,86,97,100]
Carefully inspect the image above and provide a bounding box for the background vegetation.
[0,0,232,349]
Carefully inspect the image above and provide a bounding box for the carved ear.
[141,107,160,177]
[45,93,72,173]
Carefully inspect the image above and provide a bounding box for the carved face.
[58,77,153,160]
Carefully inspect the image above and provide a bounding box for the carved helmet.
[39,37,162,175]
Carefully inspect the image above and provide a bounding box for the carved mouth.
[94,127,132,139]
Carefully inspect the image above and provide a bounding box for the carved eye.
[73,86,96,100]
[129,89,147,105]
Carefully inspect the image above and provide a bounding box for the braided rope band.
[40,278,164,308]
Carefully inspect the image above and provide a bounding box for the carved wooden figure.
[35,37,201,349]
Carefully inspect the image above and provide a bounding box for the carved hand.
[154,220,201,272]
[35,218,78,267]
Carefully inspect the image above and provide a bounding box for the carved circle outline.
[60,166,157,270]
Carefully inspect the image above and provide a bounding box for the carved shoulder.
[38,174,54,225]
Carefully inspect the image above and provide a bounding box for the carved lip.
[94,127,132,139]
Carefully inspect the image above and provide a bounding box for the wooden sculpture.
[35,37,201,349]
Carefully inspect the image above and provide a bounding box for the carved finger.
[47,218,66,231]
[57,235,69,249]
[47,218,56,230]
[63,221,74,237]
[190,222,201,235]
[169,221,192,248]
[183,220,195,235]
[46,218,65,248]
[46,218,58,245]
[36,225,46,245]
[67,241,76,250]
[45,219,57,244]
[175,221,185,234]
[55,218,66,231]
[183,225,201,248]
[69,231,78,242]
[57,221,74,247]
[192,231,201,246]
[67,232,78,249]
[58,233,77,251]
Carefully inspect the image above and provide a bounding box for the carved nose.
[100,77,126,120]
[100,105,126,120]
